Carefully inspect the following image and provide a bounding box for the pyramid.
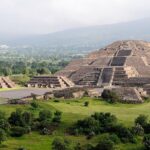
[56,40,150,91]
[0,77,15,88]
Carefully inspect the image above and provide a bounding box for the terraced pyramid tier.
[0,77,15,88]
[56,40,150,87]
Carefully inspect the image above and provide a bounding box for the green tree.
[39,110,52,121]
[0,129,7,144]
[84,101,89,107]
[30,101,39,109]
[143,134,150,150]
[135,114,148,127]
[132,124,144,136]
[53,111,62,123]
[52,137,72,150]
[8,108,22,126]
[95,138,114,150]
[22,111,33,126]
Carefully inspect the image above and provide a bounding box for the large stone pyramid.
[56,40,150,91]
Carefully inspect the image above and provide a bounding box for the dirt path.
[0,88,52,99]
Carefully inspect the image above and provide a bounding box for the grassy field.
[0,97,149,150]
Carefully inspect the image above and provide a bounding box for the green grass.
[0,97,150,150]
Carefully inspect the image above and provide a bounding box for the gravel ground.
[0,88,52,99]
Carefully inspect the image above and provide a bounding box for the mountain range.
[1,18,150,52]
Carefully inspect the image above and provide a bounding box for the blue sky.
[0,0,150,35]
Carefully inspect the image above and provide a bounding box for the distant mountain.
[1,18,150,52]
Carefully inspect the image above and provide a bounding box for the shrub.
[143,134,150,150]
[52,137,72,150]
[39,110,52,121]
[53,111,62,123]
[0,129,7,145]
[0,111,6,120]
[10,126,26,137]
[86,131,95,139]
[144,123,150,134]
[0,118,10,132]
[109,134,120,144]
[74,143,82,150]
[132,124,144,136]
[81,144,94,150]
[113,124,134,143]
[95,138,114,150]
[53,100,60,103]
[8,109,33,127]
[21,112,33,126]
[101,89,120,103]
[39,119,52,130]
[41,128,50,135]
[30,101,39,109]
[17,146,27,150]
[135,114,148,127]
[84,101,89,107]
[8,108,23,126]
[73,112,117,135]
[91,112,117,131]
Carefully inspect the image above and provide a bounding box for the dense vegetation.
[0,59,68,76]
[0,98,150,150]
[0,49,81,85]
[0,101,62,149]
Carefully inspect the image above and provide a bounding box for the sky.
[0,0,150,35]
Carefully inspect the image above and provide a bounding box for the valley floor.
[0,97,149,150]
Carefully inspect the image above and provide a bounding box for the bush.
[91,112,117,131]
[73,112,117,135]
[41,128,50,135]
[81,144,94,150]
[39,110,52,121]
[95,138,114,150]
[132,124,144,136]
[17,146,27,150]
[143,134,150,150]
[86,131,95,139]
[39,119,52,130]
[8,109,33,127]
[0,129,7,145]
[53,100,60,103]
[135,114,148,127]
[144,123,150,134]
[52,137,72,150]
[84,101,89,107]
[53,111,62,123]
[0,111,6,120]
[30,101,39,109]
[101,89,120,103]
[22,112,33,126]
[10,126,27,137]
[109,134,120,144]
[8,108,23,126]
[112,124,134,143]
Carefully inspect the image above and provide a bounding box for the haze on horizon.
[0,0,150,36]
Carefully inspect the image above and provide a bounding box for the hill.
[2,18,150,53]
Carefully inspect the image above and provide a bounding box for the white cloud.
[0,0,150,35]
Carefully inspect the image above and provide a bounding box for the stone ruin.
[27,76,74,88]
[28,40,150,103]
[55,40,150,103]
[0,77,15,88]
